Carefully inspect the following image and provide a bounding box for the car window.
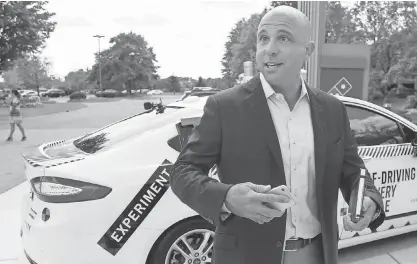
[346,105,406,146]
[400,123,415,143]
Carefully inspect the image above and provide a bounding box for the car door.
[338,103,417,240]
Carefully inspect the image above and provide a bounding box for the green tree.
[88,32,159,94]
[167,75,182,93]
[0,1,56,73]
[385,29,417,86]
[269,1,298,8]
[3,55,51,95]
[196,76,206,87]
[325,1,365,44]
[178,77,197,90]
[65,69,91,92]
[347,1,417,98]
[2,67,21,90]
[17,55,51,95]
[221,19,247,87]
[153,78,169,91]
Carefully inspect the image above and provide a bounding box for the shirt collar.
[260,72,310,101]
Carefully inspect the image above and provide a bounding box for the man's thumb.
[248,183,271,193]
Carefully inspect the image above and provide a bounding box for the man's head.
[11,89,20,98]
[256,5,315,90]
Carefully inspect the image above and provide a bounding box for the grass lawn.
[0,102,87,123]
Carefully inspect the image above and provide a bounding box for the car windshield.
[73,105,200,154]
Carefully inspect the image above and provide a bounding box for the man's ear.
[305,41,315,59]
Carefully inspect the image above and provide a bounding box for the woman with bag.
[6,89,27,141]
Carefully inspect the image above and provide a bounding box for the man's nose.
[266,39,280,56]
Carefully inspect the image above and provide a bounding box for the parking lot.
[0,95,180,194]
[1,94,417,264]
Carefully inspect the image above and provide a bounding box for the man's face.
[255,11,313,88]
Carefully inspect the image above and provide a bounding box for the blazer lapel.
[243,74,286,187]
[306,84,326,216]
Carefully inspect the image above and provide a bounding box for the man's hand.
[224,182,291,224]
[343,196,377,232]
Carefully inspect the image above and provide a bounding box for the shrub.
[70,91,87,100]
[41,96,50,102]
[28,96,41,103]
[369,90,384,101]
[404,95,417,110]
[102,90,117,98]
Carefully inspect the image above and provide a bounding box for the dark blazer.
[170,74,385,264]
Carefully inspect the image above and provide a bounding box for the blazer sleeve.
[339,102,386,231]
[170,95,233,226]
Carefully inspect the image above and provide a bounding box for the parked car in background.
[192,87,214,91]
[102,89,120,98]
[69,91,87,101]
[21,90,38,98]
[39,88,48,97]
[45,89,66,98]
[147,89,163,95]
[139,89,150,94]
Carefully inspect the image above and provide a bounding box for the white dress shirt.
[260,73,321,240]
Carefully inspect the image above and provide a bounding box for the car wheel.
[149,217,215,264]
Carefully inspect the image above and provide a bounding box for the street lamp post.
[93,35,104,92]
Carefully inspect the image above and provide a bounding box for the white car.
[20,94,417,264]
[20,90,38,98]
[147,89,164,95]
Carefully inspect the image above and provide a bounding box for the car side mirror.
[144,102,153,110]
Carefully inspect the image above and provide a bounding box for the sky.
[41,0,273,80]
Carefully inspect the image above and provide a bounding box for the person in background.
[6,89,27,141]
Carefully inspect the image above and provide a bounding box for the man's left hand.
[343,196,377,232]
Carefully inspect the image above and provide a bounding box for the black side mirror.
[144,102,153,110]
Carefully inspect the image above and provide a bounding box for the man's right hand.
[224,182,291,224]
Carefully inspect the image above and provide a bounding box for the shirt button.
[293,167,296,171]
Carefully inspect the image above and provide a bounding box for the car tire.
[148,217,215,264]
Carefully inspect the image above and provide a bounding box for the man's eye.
[279,36,289,42]
[260,36,269,42]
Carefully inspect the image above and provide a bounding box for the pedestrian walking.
[6,89,27,141]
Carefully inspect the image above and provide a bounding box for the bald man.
[170,5,385,264]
